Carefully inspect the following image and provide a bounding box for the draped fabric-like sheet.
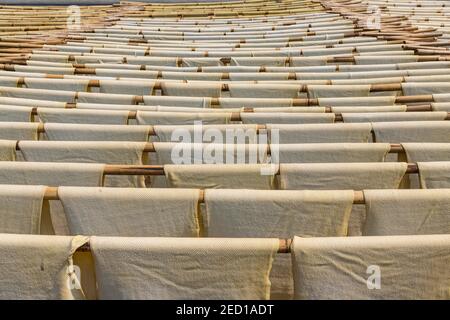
[403,143,450,162]
[406,75,450,83]
[0,96,66,109]
[291,56,328,67]
[154,106,239,113]
[219,97,293,109]
[205,189,354,300]
[279,162,406,236]
[182,57,223,67]
[30,54,68,63]
[0,122,39,140]
[279,163,407,190]
[150,143,268,187]
[0,161,105,235]
[252,107,326,113]
[0,87,76,102]
[307,85,371,98]
[161,70,222,81]
[317,96,396,106]
[241,113,335,124]
[364,189,450,236]
[18,141,146,188]
[42,123,150,142]
[0,234,88,299]
[90,236,278,300]
[417,162,450,189]
[372,121,450,143]
[23,78,89,92]
[402,83,450,95]
[151,143,268,165]
[0,184,45,234]
[161,82,222,97]
[153,124,259,143]
[74,56,123,65]
[338,64,395,73]
[331,105,407,113]
[302,47,353,56]
[0,139,17,160]
[164,164,276,189]
[96,69,159,80]
[37,108,130,125]
[432,103,450,112]
[76,103,158,112]
[143,95,208,108]
[77,92,135,105]
[129,56,176,66]
[0,105,33,122]
[355,55,419,64]
[0,77,19,87]
[58,187,200,237]
[292,235,450,299]
[228,83,300,98]
[272,143,391,163]
[99,80,155,96]
[268,123,373,144]
[136,111,232,125]
[342,112,448,123]
[230,57,287,67]
[15,65,73,75]
[14,63,72,74]
[229,73,289,81]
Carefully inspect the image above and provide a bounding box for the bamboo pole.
[42,186,368,206]
[27,108,450,123]
[27,104,444,116]
[0,78,443,96]
[15,140,411,155]
[76,238,293,253]
[98,162,420,176]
